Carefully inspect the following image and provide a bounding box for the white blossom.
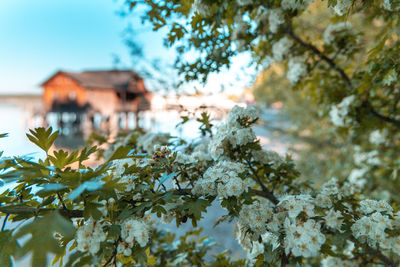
[329,95,356,126]
[382,0,400,10]
[255,7,269,25]
[353,149,381,166]
[380,236,400,256]
[279,194,315,219]
[369,129,386,145]
[119,174,138,192]
[322,256,359,267]
[315,193,332,208]
[286,57,307,84]
[348,168,367,188]
[268,9,284,33]
[119,217,150,255]
[238,199,275,235]
[324,209,343,231]
[236,0,252,6]
[192,160,250,198]
[332,0,351,16]
[76,219,107,255]
[111,159,135,177]
[359,199,393,215]
[284,218,326,258]
[320,177,340,197]
[252,150,284,168]
[351,212,392,247]
[261,232,280,251]
[209,105,258,160]
[192,0,211,16]
[272,37,292,62]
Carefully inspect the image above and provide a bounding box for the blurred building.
[41,69,151,114]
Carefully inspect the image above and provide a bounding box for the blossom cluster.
[118,217,150,256]
[235,174,391,260]
[286,57,307,84]
[209,105,257,160]
[329,95,356,126]
[351,199,400,254]
[76,219,107,255]
[192,160,252,198]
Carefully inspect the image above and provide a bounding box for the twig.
[245,159,279,205]
[280,252,289,267]
[368,104,400,128]
[173,177,182,191]
[102,252,116,267]
[103,237,120,267]
[57,193,68,210]
[1,214,9,231]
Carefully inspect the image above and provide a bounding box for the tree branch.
[103,237,120,267]
[368,104,400,128]
[0,206,83,218]
[57,193,68,210]
[245,159,279,205]
[1,214,9,231]
[280,252,289,267]
[285,25,353,91]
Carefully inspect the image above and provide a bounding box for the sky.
[0,0,254,95]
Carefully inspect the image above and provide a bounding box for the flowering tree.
[1,0,400,266]
[0,105,400,266]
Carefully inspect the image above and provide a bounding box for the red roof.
[41,70,148,94]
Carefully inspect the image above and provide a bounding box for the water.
[0,103,44,158]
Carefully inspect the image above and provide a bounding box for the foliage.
[2,0,400,266]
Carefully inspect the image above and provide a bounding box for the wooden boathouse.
[40,69,151,131]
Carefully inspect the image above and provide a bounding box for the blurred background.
[0,0,282,158]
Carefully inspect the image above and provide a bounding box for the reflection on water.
[0,95,230,154]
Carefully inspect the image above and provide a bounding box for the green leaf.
[107,145,132,161]
[78,146,97,164]
[26,127,59,152]
[14,212,75,267]
[48,149,79,169]
[0,231,19,267]
[367,34,388,60]
[67,180,105,201]
[83,202,104,220]
[182,198,210,219]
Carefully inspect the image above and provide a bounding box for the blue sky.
[0,0,254,95]
[0,0,169,94]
